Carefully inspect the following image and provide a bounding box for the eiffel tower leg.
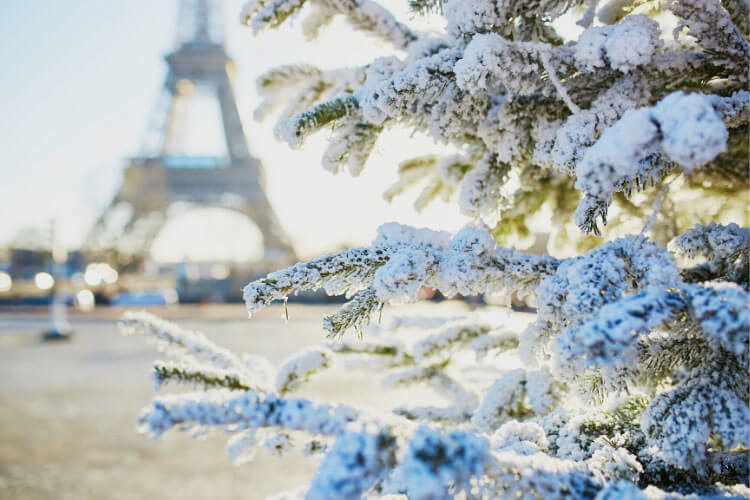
[217,75,253,163]
[239,197,296,267]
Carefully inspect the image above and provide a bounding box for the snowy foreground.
[0,302,495,500]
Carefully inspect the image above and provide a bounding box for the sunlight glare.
[150,207,264,263]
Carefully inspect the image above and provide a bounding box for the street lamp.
[34,272,54,290]
[0,271,13,292]
[42,220,73,341]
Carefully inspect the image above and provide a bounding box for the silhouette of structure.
[88,0,295,267]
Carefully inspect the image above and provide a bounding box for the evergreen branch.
[383,156,438,203]
[711,90,750,129]
[472,369,532,432]
[246,223,561,337]
[276,95,359,146]
[280,81,332,119]
[684,283,750,359]
[642,361,749,471]
[326,339,414,366]
[486,449,602,499]
[411,321,493,363]
[575,194,610,236]
[637,327,711,383]
[408,0,443,15]
[137,389,365,440]
[275,347,333,394]
[328,0,417,49]
[152,361,254,392]
[308,428,397,499]
[567,396,650,457]
[301,2,338,40]
[322,122,383,176]
[669,221,750,262]
[396,427,488,499]
[239,0,266,24]
[667,0,750,76]
[458,153,512,227]
[672,222,750,288]
[470,331,520,360]
[322,287,383,338]
[721,0,750,37]
[256,64,324,94]
[552,287,687,390]
[413,176,444,212]
[243,0,417,49]
[381,363,479,412]
[243,246,389,316]
[249,0,309,33]
[120,311,246,371]
[393,405,470,423]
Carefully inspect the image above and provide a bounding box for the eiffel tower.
[88,0,295,267]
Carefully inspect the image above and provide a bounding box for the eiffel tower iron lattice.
[88,0,296,266]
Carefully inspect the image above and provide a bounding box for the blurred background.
[0,1,482,498]
[0,0,469,309]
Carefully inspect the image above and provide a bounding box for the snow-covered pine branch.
[241,0,417,48]
[245,0,747,246]
[125,1,750,497]
[244,223,559,336]
[669,221,750,286]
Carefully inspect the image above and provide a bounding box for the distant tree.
[124,1,749,497]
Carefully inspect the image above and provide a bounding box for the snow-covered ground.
[0,302,479,499]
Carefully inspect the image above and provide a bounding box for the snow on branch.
[256,64,324,93]
[684,283,749,359]
[575,91,728,199]
[472,368,528,432]
[642,362,749,471]
[126,0,750,496]
[574,91,731,233]
[152,360,256,392]
[670,222,750,263]
[241,0,417,48]
[244,223,559,336]
[520,235,681,369]
[275,347,333,394]
[383,365,475,410]
[487,449,602,498]
[470,330,519,360]
[276,95,360,147]
[322,287,384,338]
[307,428,397,499]
[443,0,577,40]
[710,90,750,129]
[248,0,309,33]
[321,122,383,176]
[667,0,750,74]
[455,33,577,109]
[551,287,686,390]
[411,320,492,364]
[393,426,488,499]
[242,0,748,245]
[574,15,662,73]
[242,246,390,316]
[527,237,748,392]
[385,154,474,213]
[121,311,248,372]
[326,0,417,49]
[137,389,364,440]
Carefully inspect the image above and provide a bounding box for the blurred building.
[82,0,296,302]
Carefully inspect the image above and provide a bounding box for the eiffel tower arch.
[88,0,296,267]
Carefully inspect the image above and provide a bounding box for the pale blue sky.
[0,1,469,259]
